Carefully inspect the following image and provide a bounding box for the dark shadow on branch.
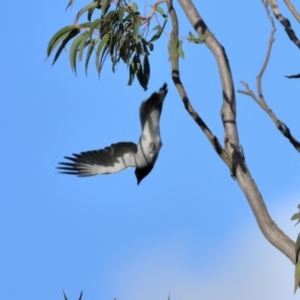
[268,0,300,49]
[167,2,232,173]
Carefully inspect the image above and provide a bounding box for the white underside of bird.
[58,83,168,184]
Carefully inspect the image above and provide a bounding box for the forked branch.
[176,0,295,263]
[167,1,231,170]
[238,0,300,153]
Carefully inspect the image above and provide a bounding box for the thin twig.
[238,0,300,153]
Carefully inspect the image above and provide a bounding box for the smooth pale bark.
[176,0,295,263]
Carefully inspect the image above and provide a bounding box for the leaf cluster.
[46,0,167,90]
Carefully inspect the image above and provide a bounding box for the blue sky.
[1,1,300,299]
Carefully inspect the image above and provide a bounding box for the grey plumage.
[58,83,168,184]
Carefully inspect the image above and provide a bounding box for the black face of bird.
[135,165,154,185]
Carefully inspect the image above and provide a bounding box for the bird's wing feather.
[58,142,138,176]
[139,83,168,128]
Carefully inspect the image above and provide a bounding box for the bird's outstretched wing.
[58,142,138,176]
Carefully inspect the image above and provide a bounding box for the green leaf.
[99,10,116,38]
[109,35,117,71]
[98,43,110,74]
[52,28,80,65]
[187,31,209,44]
[155,5,167,19]
[199,33,210,41]
[177,39,184,59]
[65,0,75,11]
[69,34,86,73]
[149,19,167,43]
[88,0,101,21]
[143,55,150,90]
[128,56,135,86]
[127,3,138,13]
[47,26,74,57]
[292,204,300,226]
[95,33,110,72]
[118,6,124,21]
[295,260,300,294]
[134,55,146,89]
[296,233,300,263]
[101,0,110,18]
[62,290,68,300]
[148,43,154,51]
[74,2,101,24]
[141,38,150,56]
[131,14,139,42]
[88,19,101,39]
[78,32,90,62]
[85,39,97,75]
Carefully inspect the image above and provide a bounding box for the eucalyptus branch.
[167,1,230,169]
[268,0,300,49]
[238,0,300,153]
[177,0,295,263]
[283,0,300,23]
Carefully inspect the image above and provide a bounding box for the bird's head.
[135,165,153,185]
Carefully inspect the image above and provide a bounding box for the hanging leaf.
[78,32,90,62]
[128,56,135,86]
[88,19,101,39]
[65,0,75,11]
[292,204,300,226]
[295,232,300,263]
[85,39,97,75]
[155,5,167,19]
[95,33,110,72]
[47,26,74,57]
[101,0,111,18]
[295,260,300,294]
[62,290,68,300]
[149,19,167,43]
[118,6,124,21]
[52,28,80,65]
[143,55,150,90]
[187,31,209,44]
[47,0,170,89]
[131,13,139,43]
[69,34,86,73]
[88,0,101,21]
[127,2,138,13]
[74,2,101,24]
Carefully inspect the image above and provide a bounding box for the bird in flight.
[58,83,168,184]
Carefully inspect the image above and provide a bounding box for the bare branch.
[268,0,300,48]
[238,1,300,153]
[176,0,240,175]
[167,1,231,170]
[177,0,295,263]
[283,0,300,23]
